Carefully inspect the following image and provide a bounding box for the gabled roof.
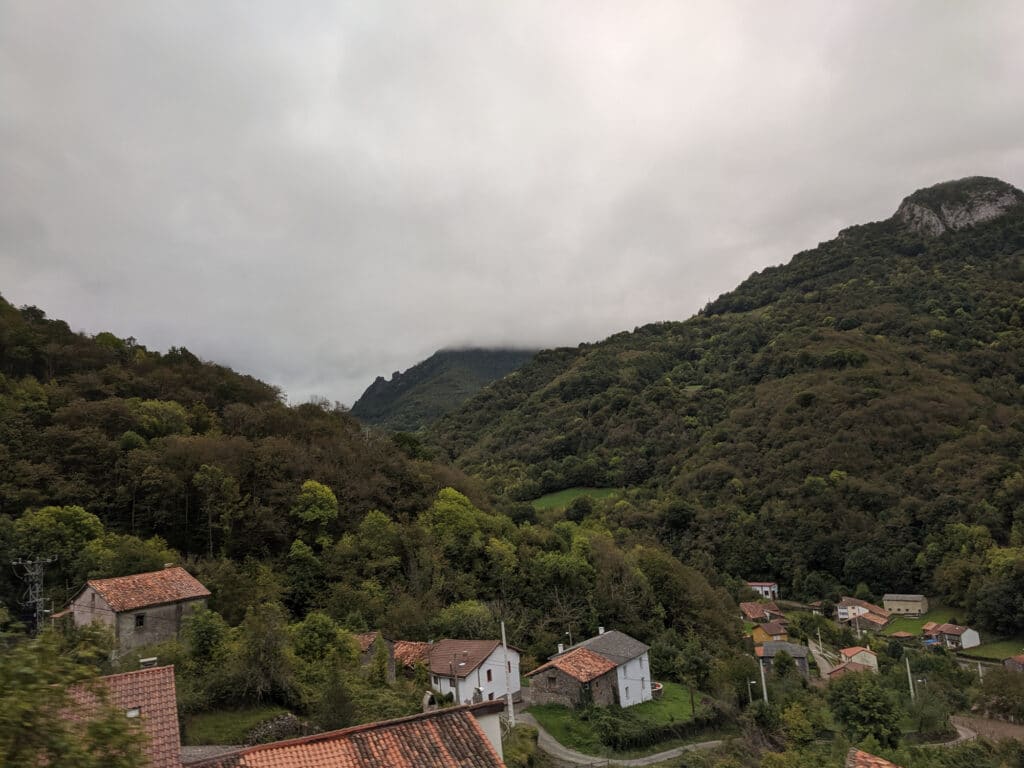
[759,621,787,636]
[553,630,649,665]
[84,567,210,613]
[936,623,970,636]
[890,631,914,639]
[882,594,926,602]
[921,621,939,633]
[429,639,503,678]
[754,641,808,659]
[846,747,902,767]
[393,640,431,668]
[68,665,181,768]
[527,647,617,683]
[828,661,873,678]
[186,703,506,768]
[837,596,890,618]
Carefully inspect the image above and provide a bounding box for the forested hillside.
[0,295,737,664]
[351,347,536,431]
[432,177,1024,633]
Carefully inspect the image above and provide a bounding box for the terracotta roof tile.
[890,631,914,638]
[526,647,617,683]
[393,641,431,668]
[356,632,386,653]
[846,747,902,767]
[760,621,787,636]
[187,705,505,768]
[840,646,876,659]
[936,623,968,636]
[85,567,210,612]
[740,602,768,621]
[67,665,181,768]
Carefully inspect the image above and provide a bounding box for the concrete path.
[808,639,837,678]
[517,712,724,767]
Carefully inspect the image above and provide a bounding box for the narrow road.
[808,639,836,678]
[517,712,724,767]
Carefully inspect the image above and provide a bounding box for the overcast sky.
[3,2,1024,405]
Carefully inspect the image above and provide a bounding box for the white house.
[551,628,653,708]
[746,581,780,600]
[427,639,521,705]
[931,623,981,651]
[839,646,879,672]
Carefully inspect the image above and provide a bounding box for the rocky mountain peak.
[894,176,1024,237]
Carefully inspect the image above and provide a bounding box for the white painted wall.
[959,629,981,649]
[472,710,504,762]
[615,652,652,708]
[432,647,521,705]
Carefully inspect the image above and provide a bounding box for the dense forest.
[432,177,1024,635]
[0,291,738,661]
[351,347,537,431]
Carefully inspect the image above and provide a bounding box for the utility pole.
[758,654,768,704]
[905,656,915,703]
[501,621,515,728]
[12,555,57,635]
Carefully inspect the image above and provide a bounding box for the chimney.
[557,643,564,654]
[598,626,605,635]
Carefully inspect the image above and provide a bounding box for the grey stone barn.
[756,641,810,679]
[526,646,619,708]
[63,565,210,654]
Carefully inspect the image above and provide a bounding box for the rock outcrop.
[895,176,1024,237]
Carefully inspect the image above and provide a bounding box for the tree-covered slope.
[351,347,536,431]
[431,177,1024,629]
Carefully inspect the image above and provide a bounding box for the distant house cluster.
[526,628,653,709]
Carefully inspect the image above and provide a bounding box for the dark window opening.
[134,614,145,629]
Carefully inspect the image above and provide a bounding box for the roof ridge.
[98,664,176,682]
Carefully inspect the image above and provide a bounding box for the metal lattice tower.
[12,555,56,635]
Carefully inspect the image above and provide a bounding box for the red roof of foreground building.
[85,566,210,612]
[846,747,902,767]
[187,703,506,768]
[526,647,617,683]
[67,665,181,768]
[355,631,389,653]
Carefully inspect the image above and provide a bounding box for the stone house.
[63,566,210,654]
[539,629,653,709]
[839,646,879,672]
[1003,654,1024,672]
[525,646,620,708]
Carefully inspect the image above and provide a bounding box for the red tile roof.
[428,639,502,678]
[356,631,388,653]
[760,621,787,636]
[68,665,181,768]
[936,623,969,636]
[187,704,506,768]
[890,631,914,638]
[526,647,617,683]
[846,747,902,767]
[740,602,767,621]
[85,567,210,612]
[838,597,890,618]
[922,621,939,633]
[393,640,431,668]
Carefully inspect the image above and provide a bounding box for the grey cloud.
[2,1,1023,404]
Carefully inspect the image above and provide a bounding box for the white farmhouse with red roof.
[63,565,210,653]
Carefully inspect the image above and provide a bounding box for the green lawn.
[528,682,712,758]
[182,706,288,745]
[884,605,959,636]
[959,638,1024,660]
[531,487,622,511]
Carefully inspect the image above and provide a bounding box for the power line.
[12,555,57,635]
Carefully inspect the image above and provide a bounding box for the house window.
[432,675,439,686]
[625,686,629,698]
[486,669,493,682]
[488,692,494,701]
[507,661,511,673]
[134,614,146,629]
[126,707,141,718]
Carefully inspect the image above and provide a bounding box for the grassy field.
[531,487,622,511]
[884,605,959,636]
[527,682,706,758]
[959,638,1024,660]
[182,706,288,745]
